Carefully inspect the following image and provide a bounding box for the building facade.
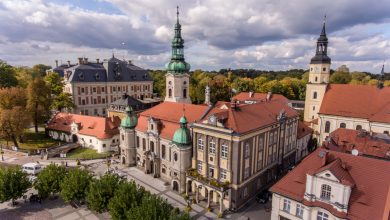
[61,57,153,116]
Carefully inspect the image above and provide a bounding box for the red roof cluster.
[47,113,120,139]
[135,102,209,140]
[297,121,313,139]
[324,128,390,160]
[319,84,390,123]
[271,148,390,220]
[233,92,289,105]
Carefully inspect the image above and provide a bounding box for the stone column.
[196,186,199,203]
[219,193,224,213]
[207,190,211,208]
[185,180,189,196]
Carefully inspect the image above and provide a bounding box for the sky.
[0,0,389,73]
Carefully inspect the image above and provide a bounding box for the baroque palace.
[118,8,309,212]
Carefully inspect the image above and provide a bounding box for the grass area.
[66,148,112,160]
[0,131,63,150]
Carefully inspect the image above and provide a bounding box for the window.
[162,167,166,174]
[102,98,105,104]
[173,152,178,161]
[221,143,228,158]
[94,109,98,115]
[244,143,250,158]
[296,204,304,218]
[142,138,146,151]
[323,67,326,71]
[198,137,204,150]
[259,136,264,150]
[113,87,116,92]
[208,166,214,177]
[94,99,97,104]
[136,136,140,148]
[102,87,105,92]
[283,199,291,213]
[103,144,106,148]
[257,150,263,170]
[356,125,362,130]
[150,141,154,152]
[162,145,166,159]
[81,88,85,93]
[340,122,346,128]
[121,134,124,141]
[313,91,317,99]
[244,167,250,179]
[313,106,315,110]
[168,89,172,98]
[317,211,329,220]
[315,76,318,82]
[93,87,96,93]
[320,184,331,200]
[384,131,389,134]
[220,169,227,180]
[90,139,92,143]
[183,88,187,98]
[197,161,202,172]
[325,121,331,133]
[209,139,216,154]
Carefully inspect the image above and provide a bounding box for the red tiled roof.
[297,121,313,139]
[47,113,120,139]
[135,102,209,140]
[271,148,390,220]
[201,100,299,134]
[319,84,390,123]
[233,92,289,104]
[314,158,355,186]
[324,128,390,160]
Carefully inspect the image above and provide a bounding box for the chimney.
[84,57,88,64]
[55,60,58,68]
[266,92,272,101]
[96,58,100,64]
[249,91,254,98]
[204,85,211,105]
[128,60,132,65]
[78,57,83,65]
[67,60,71,67]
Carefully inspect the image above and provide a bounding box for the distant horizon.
[0,0,389,73]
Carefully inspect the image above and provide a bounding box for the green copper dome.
[121,106,137,129]
[165,6,191,74]
[172,116,191,146]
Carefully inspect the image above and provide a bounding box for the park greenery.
[0,164,191,219]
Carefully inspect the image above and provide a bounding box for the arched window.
[173,152,178,162]
[183,88,187,98]
[315,76,318,82]
[356,125,362,130]
[325,121,331,133]
[150,141,154,152]
[313,92,317,99]
[161,144,166,159]
[340,123,346,128]
[320,184,331,200]
[168,89,172,98]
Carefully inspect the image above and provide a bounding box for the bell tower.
[165,6,191,103]
[304,17,331,122]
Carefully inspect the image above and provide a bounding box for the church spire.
[310,16,331,64]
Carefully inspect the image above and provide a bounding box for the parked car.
[22,163,42,175]
[255,190,271,204]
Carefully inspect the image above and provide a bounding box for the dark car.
[255,190,271,204]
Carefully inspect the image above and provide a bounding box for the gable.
[316,170,340,183]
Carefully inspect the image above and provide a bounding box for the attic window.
[95,73,100,80]
[78,72,84,80]
[325,173,330,177]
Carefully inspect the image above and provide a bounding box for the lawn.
[66,148,112,160]
[0,131,63,150]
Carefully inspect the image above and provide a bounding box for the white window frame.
[244,143,250,158]
[198,137,204,150]
[244,167,250,179]
[221,143,228,158]
[220,169,227,180]
[209,140,216,154]
[296,204,304,218]
[208,166,214,178]
[283,199,291,213]
[317,211,329,220]
[320,184,331,201]
[197,161,202,172]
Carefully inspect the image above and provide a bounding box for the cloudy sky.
[0,0,389,73]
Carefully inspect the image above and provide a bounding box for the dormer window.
[78,72,84,80]
[320,184,331,200]
[95,73,100,80]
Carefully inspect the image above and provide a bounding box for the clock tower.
[164,6,191,104]
[304,18,331,122]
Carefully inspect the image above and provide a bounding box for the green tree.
[86,174,121,213]
[51,92,75,111]
[27,77,51,133]
[108,181,148,220]
[0,60,18,88]
[31,64,51,78]
[14,66,33,88]
[60,168,92,203]
[330,71,352,84]
[35,164,67,199]
[45,72,64,96]
[231,77,254,92]
[0,166,31,204]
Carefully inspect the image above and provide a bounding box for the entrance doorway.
[72,135,78,143]
[173,181,179,192]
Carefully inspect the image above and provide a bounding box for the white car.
[22,163,43,175]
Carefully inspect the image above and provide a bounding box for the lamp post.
[1,144,4,161]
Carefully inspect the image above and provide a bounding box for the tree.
[14,66,33,88]
[86,174,121,213]
[0,87,27,110]
[60,168,92,203]
[0,166,31,204]
[330,71,352,84]
[27,77,51,133]
[108,181,148,220]
[0,60,18,88]
[44,72,64,96]
[31,64,51,78]
[0,107,31,148]
[34,164,67,199]
[51,92,75,111]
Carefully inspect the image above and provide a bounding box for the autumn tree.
[0,166,31,205]
[27,77,51,133]
[35,164,67,199]
[0,107,31,148]
[0,87,27,110]
[31,64,51,78]
[0,60,18,88]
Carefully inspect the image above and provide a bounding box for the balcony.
[186,168,230,192]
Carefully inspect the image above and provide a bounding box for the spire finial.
[176,6,179,23]
[323,14,327,24]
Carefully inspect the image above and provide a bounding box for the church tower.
[119,106,138,166]
[164,6,191,103]
[304,18,331,122]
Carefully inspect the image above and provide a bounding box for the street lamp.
[1,144,4,161]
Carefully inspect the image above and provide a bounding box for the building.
[61,56,153,116]
[107,93,161,119]
[186,100,300,212]
[323,128,390,160]
[233,91,290,105]
[296,122,313,162]
[47,60,76,77]
[46,113,120,153]
[303,20,390,143]
[270,148,390,220]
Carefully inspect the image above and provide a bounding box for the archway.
[187,180,192,193]
[150,160,154,174]
[173,181,179,192]
[72,134,78,143]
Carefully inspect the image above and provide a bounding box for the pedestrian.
[65,161,68,167]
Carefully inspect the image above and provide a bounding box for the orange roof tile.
[233,92,289,104]
[319,84,390,123]
[47,113,120,139]
[271,148,390,220]
[297,121,313,139]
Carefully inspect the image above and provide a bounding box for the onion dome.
[172,116,191,146]
[120,106,137,129]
